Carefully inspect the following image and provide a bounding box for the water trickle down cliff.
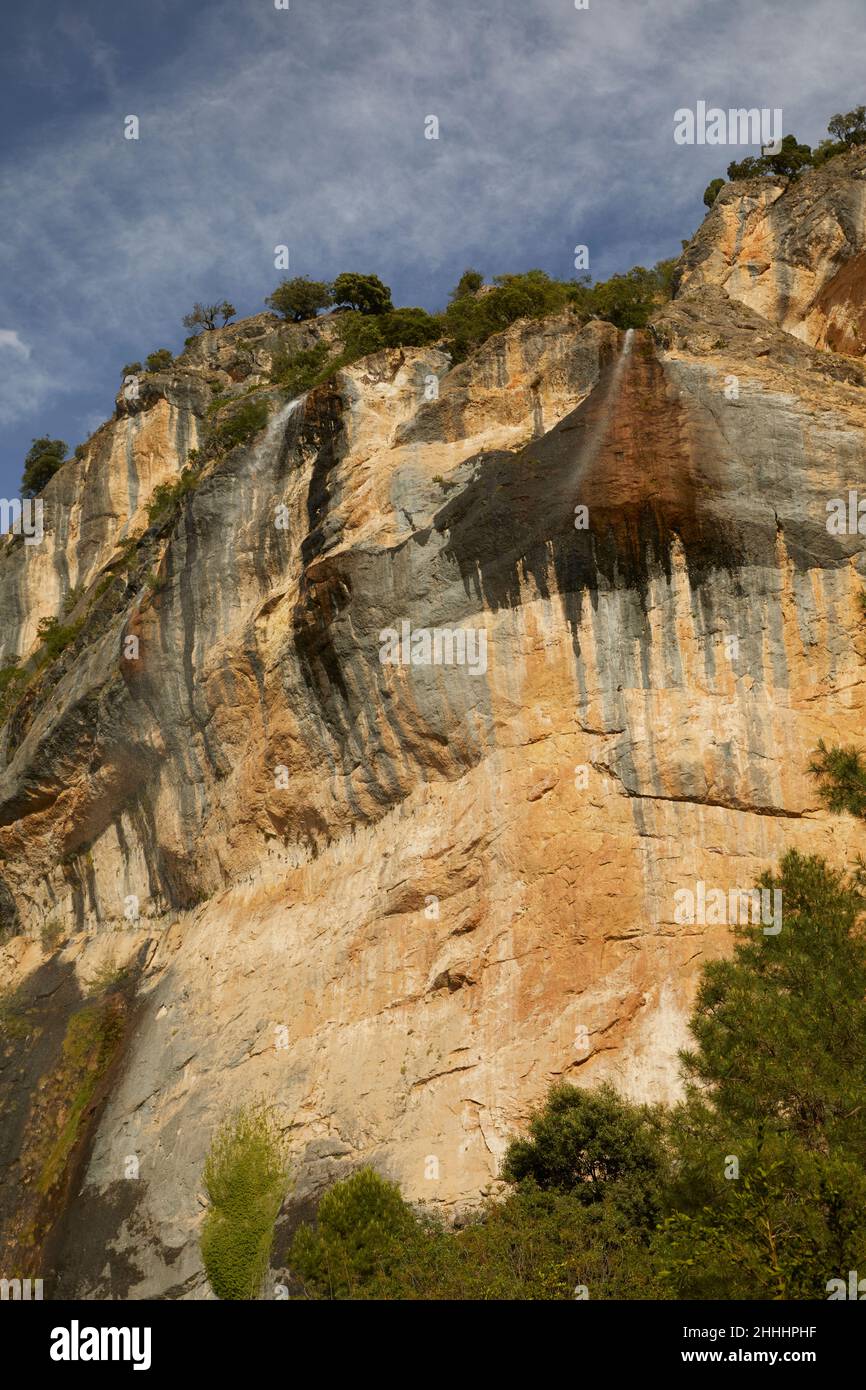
[1,166,866,1295]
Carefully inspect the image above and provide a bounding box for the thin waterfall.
[574,327,634,475]
[250,392,307,473]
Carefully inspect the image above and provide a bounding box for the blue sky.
[0,0,863,494]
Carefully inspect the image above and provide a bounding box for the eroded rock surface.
[1,159,865,1296]
[679,146,866,354]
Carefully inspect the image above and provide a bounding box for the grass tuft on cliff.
[201,1103,290,1300]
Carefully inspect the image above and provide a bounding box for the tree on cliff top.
[183,301,236,332]
[21,437,69,497]
[827,104,866,146]
[144,348,174,372]
[727,133,812,182]
[711,103,866,190]
[331,272,393,315]
[587,264,666,329]
[449,268,484,302]
[265,277,332,322]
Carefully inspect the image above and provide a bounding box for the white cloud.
[0,330,30,359]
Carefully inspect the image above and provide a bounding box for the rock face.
[679,146,866,353]
[1,159,865,1298]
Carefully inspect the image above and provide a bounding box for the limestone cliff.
[1,156,864,1298]
[678,145,866,353]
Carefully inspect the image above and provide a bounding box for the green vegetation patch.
[0,987,32,1042]
[21,437,69,497]
[40,918,66,954]
[0,662,28,722]
[289,1167,419,1299]
[146,468,200,528]
[38,995,125,1194]
[35,615,85,665]
[201,1103,290,1299]
[206,396,270,454]
[269,340,332,396]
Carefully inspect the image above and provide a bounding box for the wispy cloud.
[0,330,30,360]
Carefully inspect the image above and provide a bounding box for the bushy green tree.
[265,277,332,322]
[703,177,725,208]
[378,307,441,347]
[726,153,766,180]
[728,135,811,182]
[657,851,866,1298]
[441,269,571,359]
[588,266,661,329]
[331,272,393,315]
[449,268,484,302]
[144,348,173,372]
[657,1136,866,1299]
[764,134,813,179]
[201,1104,289,1300]
[334,311,386,359]
[288,1136,665,1300]
[289,1168,419,1298]
[488,269,571,323]
[376,1186,662,1301]
[502,1081,668,1229]
[270,340,332,395]
[21,437,68,496]
[812,139,849,167]
[120,361,142,377]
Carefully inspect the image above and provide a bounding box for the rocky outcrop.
[1,157,865,1296]
[678,146,866,353]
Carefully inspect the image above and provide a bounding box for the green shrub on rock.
[201,1103,290,1300]
[209,397,269,453]
[289,1167,419,1298]
[144,348,174,373]
[270,340,332,395]
[378,307,441,347]
[146,467,200,527]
